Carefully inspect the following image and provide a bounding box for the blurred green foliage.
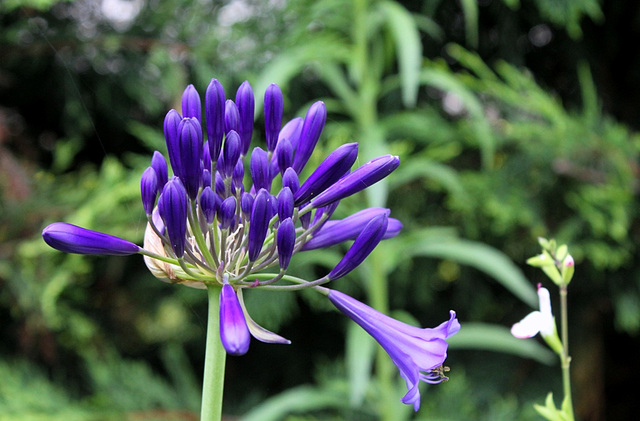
[1,0,638,420]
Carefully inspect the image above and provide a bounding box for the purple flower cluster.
[41,79,459,411]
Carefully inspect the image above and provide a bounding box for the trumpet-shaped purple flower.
[42,222,141,255]
[219,282,251,355]
[328,289,460,411]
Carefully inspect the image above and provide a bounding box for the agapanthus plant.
[42,79,459,419]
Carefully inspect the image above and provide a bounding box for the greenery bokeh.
[1,0,639,420]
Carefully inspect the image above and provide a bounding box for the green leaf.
[345,321,376,406]
[379,0,422,107]
[447,323,556,365]
[404,237,537,307]
[459,0,479,48]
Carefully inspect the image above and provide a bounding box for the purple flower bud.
[294,142,358,206]
[218,196,237,229]
[202,141,212,173]
[240,192,254,217]
[310,201,340,231]
[282,167,299,194]
[42,222,141,255]
[177,117,203,199]
[233,159,245,188]
[225,100,240,135]
[250,147,271,192]
[264,83,283,152]
[214,171,225,197]
[292,101,327,173]
[151,151,168,190]
[219,283,251,355]
[236,81,254,155]
[248,189,270,261]
[277,187,294,221]
[279,117,303,151]
[200,186,218,224]
[141,167,158,215]
[275,138,293,175]
[181,84,201,123]
[202,168,212,189]
[300,211,311,229]
[221,130,241,177]
[328,213,388,280]
[164,109,182,173]
[303,208,397,250]
[311,155,400,208]
[277,217,295,269]
[157,178,188,258]
[205,79,225,161]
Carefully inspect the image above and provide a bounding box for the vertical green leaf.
[379,0,422,107]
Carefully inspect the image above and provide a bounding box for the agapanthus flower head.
[328,289,460,411]
[42,79,404,356]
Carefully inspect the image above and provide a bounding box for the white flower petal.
[511,311,544,338]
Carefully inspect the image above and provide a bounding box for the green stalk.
[368,248,395,421]
[559,285,574,420]
[200,284,227,421]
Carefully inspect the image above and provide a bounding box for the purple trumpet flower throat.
[328,289,460,411]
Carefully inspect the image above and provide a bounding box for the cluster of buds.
[42,79,459,410]
[526,238,574,286]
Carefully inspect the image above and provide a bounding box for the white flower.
[511,286,554,338]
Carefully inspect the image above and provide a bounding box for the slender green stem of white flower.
[200,284,226,421]
[559,284,574,420]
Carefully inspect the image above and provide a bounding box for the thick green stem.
[200,284,226,421]
[559,285,574,420]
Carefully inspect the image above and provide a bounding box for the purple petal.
[236,81,255,155]
[277,217,296,269]
[140,167,158,215]
[264,83,283,152]
[292,101,326,174]
[150,151,168,190]
[200,186,218,224]
[205,79,226,161]
[163,109,182,173]
[294,142,358,206]
[327,213,388,280]
[158,177,188,258]
[177,117,203,199]
[181,84,202,124]
[224,100,240,135]
[303,208,401,250]
[248,189,270,261]
[42,222,141,255]
[311,155,400,208]
[250,146,271,192]
[328,289,460,411]
[219,283,251,355]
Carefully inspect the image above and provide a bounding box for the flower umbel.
[42,80,403,355]
[327,289,460,411]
